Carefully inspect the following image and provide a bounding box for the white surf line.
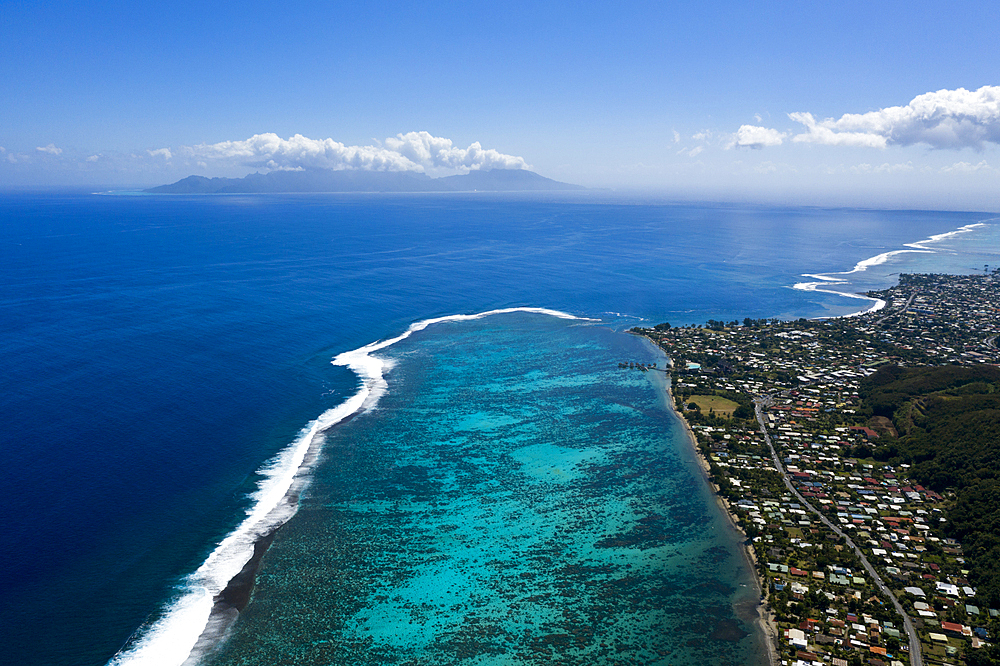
[108,306,593,666]
[793,221,992,317]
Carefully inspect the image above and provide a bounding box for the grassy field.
[686,394,740,417]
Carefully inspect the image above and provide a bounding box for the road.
[874,290,916,326]
[753,399,923,666]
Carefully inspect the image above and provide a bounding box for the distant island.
[146,168,584,194]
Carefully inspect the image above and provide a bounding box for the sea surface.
[1,191,997,666]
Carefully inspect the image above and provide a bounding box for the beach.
[644,339,779,666]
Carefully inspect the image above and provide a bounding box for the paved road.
[874,291,916,326]
[753,399,923,666]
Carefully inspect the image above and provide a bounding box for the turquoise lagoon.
[207,313,767,666]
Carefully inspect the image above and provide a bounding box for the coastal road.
[874,290,916,326]
[753,400,923,666]
[986,335,997,350]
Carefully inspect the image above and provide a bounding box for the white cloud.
[692,130,713,141]
[754,113,763,123]
[940,160,993,173]
[753,161,796,174]
[176,131,527,173]
[383,131,528,171]
[266,161,304,171]
[789,86,1000,149]
[86,155,99,162]
[148,148,172,160]
[36,143,62,155]
[850,162,915,174]
[0,147,5,153]
[789,112,887,148]
[672,130,681,143]
[730,125,787,149]
[686,146,704,157]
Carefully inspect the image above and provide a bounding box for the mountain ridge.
[146,168,584,194]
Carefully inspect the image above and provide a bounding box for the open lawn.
[686,394,740,417]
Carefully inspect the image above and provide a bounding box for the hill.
[145,168,584,194]
[860,364,1000,605]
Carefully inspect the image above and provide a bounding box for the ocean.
[1,191,996,666]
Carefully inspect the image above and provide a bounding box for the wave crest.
[108,307,590,666]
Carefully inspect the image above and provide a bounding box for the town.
[634,272,1000,666]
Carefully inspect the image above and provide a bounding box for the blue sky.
[3,0,999,208]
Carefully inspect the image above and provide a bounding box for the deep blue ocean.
[1,191,996,666]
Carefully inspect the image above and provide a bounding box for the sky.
[2,0,999,209]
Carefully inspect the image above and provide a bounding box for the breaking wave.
[108,307,592,666]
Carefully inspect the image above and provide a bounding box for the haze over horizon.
[3,0,999,210]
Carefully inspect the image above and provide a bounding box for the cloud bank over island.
[732,85,1000,151]
[168,131,529,173]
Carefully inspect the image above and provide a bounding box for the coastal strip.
[634,271,1000,666]
[639,335,779,666]
[791,220,994,318]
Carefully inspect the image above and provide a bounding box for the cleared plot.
[687,394,740,417]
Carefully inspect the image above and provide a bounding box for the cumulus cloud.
[789,112,887,148]
[147,148,172,160]
[941,160,993,173]
[850,162,915,174]
[384,131,528,171]
[36,143,62,155]
[790,86,1000,149]
[753,161,796,174]
[175,131,527,173]
[729,125,787,149]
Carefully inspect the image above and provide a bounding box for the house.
[941,621,972,638]
[787,628,808,649]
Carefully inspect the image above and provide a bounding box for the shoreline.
[792,218,994,318]
[639,336,778,666]
[676,392,780,666]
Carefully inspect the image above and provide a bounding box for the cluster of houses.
[637,273,1000,666]
[859,273,1000,366]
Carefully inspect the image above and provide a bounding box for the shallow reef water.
[206,313,768,666]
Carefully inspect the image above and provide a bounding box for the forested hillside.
[861,364,1000,607]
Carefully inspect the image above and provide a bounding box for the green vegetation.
[861,365,1000,606]
[634,273,1000,666]
[686,394,740,417]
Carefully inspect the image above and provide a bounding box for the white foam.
[792,221,992,318]
[904,222,987,251]
[108,306,591,666]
